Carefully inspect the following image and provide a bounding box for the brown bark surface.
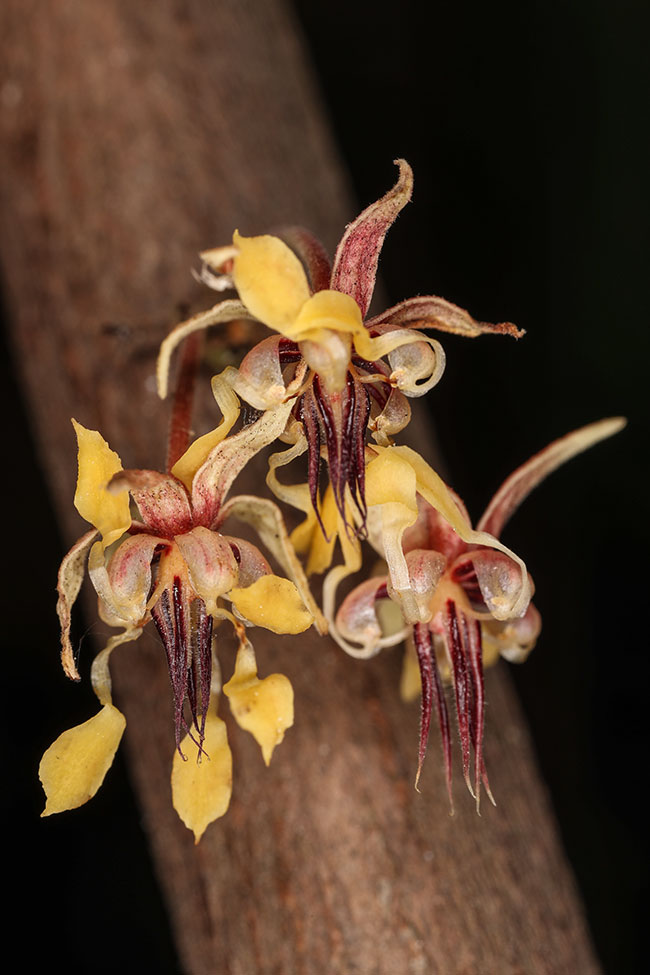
[1,2,600,973]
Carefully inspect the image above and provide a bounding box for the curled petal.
[171,709,233,843]
[229,575,313,634]
[72,420,131,548]
[216,335,288,411]
[371,387,412,446]
[175,527,239,616]
[335,576,408,659]
[57,529,98,680]
[331,158,413,317]
[171,374,240,490]
[478,417,627,537]
[223,639,294,765]
[232,231,311,333]
[366,294,524,340]
[465,549,532,621]
[91,535,166,625]
[385,548,447,623]
[191,399,294,528]
[109,469,192,536]
[156,298,255,399]
[387,336,446,397]
[39,704,126,816]
[483,603,542,664]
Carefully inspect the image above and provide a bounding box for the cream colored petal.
[39,704,126,816]
[229,575,313,634]
[223,640,294,765]
[171,710,233,843]
[57,529,98,681]
[232,231,311,333]
[156,298,255,399]
[72,419,131,548]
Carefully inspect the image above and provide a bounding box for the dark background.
[6,1,647,972]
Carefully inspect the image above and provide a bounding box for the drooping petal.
[215,335,288,411]
[482,603,542,664]
[56,529,98,681]
[175,527,239,616]
[477,417,627,537]
[366,294,524,339]
[156,298,255,399]
[39,704,126,816]
[387,337,446,397]
[171,374,240,490]
[229,575,313,634]
[108,469,192,537]
[331,159,413,317]
[72,419,131,548]
[223,639,294,765]
[231,231,311,332]
[465,549,532,622]
[219,493,327,633]
[221,536,271,588]
[171,709,232,843]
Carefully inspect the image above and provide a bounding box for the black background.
[5,1,647,972]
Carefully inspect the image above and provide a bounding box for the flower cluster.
[40,160,624,838]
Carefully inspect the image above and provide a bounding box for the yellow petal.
[293,289,364,340]
[171,711,232,843]
[229,575,313,634]
[171,375,240,490]
[39,704,126,816]
[72,419,131,548]
[223,641,294,765]
[232,231,311,333]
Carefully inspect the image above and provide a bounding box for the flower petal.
[366,294,524,339]
[109,469,192,536]
[156,298,255,399]
[175,526,239,616]
[229,575,313,634]
[72,419,131,548]
[191,400,294,528]
[331,159,413,317]
[89,535,166,626]
[219,493,327,634]
[276,226,332,292]
[223,639,294,765]
[171,709,233,843]
[39,704,126,816]
[57,529,98,680]
[171,373,241,490]
[477,417,627,537]
[232,231,311,333]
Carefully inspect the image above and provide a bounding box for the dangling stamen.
[444,599,475,798]
[464,616,495,809]
[413,623,454,811]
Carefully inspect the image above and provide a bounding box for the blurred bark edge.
[0,3,599,973]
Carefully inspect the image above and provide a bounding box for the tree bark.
[1,1,599,972]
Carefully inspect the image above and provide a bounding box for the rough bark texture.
[1,2,599,973]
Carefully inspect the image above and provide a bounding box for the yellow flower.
[156,160,522,539]
[41,395,325,839]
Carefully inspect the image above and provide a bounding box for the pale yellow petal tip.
[229,575,313,634]
[172,713,232,842]
[39,704,126,816]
